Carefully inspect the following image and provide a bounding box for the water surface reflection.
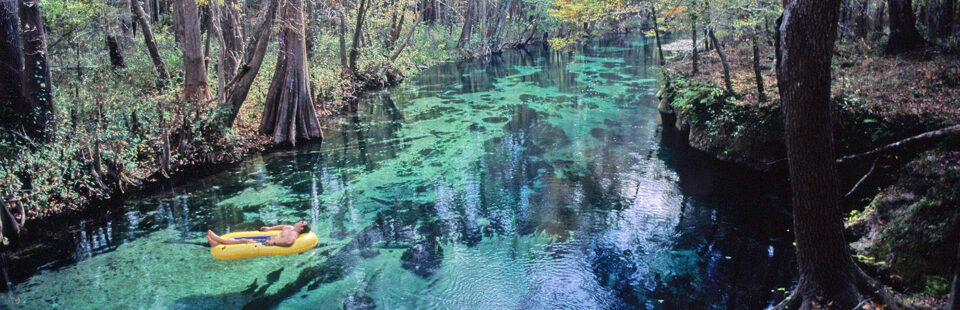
[4,34,794,310]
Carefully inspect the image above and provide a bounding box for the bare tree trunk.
[215,0,243,91]
[774,0,901,308]
[175,0,208,101]
[219,0,278,128]
[390,12,421,61]
[950,237,960,310]
[131,0,170,82]
[752,27,765,103]
[885,0,924,53]
[0,0,28,136]
[708,28,734,96]
[304,0,315,59]
[106,30,126,68]
[691,15,698,75]
[347,0,368,74]
[651,7,664,66]
[925,0,954,38]
[457,0,474,49]
[337,5,348,72]
[258,0,322,145]
[19,0,55,141]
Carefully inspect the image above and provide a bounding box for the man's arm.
[259,225,290,231]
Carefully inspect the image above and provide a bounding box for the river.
[2,34,795,309]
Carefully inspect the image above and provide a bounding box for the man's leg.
[207,230,255,246]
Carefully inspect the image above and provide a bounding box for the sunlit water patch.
[3,34,795,310]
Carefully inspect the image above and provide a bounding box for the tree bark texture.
[708,29,734,96]
[215,0,244,92]
[885,0,923,53]
[691,16,698,75]
[337,5,348,72]
[775,0,895,308]
[175,0,208,101]
[950,237,960,310]
[131,0,170,82]
[18,0,55,141]
[258,0,322,145]
[924,0,954,38]
[219,0,279,128]
[651,7,664,66]
[751,28,765,103]
[107,32,126,68]
[0,0,27,136]
[457,0,474,49]
[347,0,368,74]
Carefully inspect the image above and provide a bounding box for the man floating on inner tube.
[207,221,310,247]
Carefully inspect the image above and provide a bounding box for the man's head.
[294,221,311,234]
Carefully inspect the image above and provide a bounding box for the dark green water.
[2,34,796,309]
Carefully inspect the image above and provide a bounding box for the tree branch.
[838,124,960,163]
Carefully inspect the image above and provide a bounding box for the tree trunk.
[774,0,900,308]
[337,5,348,72]
[175,0,208,101]
[885,0,923,53]
[258,0,322,145]
[925,0,954,38]
[390,12,421,61]
[751,28,765,103]
[347,0,368,75]
[708,28,734,96]
[691,15,698,75]
[457,0,474,49]
[0,0,27,136]
[19,0,55,142]
[950,237,960,310]
[651,7,664,66]
[106,32,126,68]
[219,0,278,128]
[131,0,170,82]
[304,0,315,59]
[216,0,243,91]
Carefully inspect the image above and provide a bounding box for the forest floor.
[660,37,960,305]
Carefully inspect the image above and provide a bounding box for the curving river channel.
[2,34,796,309]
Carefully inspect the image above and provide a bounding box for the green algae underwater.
[2,34,797,310]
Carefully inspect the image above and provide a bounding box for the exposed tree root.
[773,268,911,310]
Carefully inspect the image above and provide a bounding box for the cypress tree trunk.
[219,0,278,128]
[131,0,170,82]
[175,0,208,101]
[258,0,322,145]
[0,0,27,136]
[774,0,902,308]
[19,0,55,141]
[457,0,474,49]
[885,0,924,53]
[215,0,243,91]
[708,29,734,96]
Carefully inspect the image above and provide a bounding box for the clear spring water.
[2,34,796,310]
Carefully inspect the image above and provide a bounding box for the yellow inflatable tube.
[210,230,318,260]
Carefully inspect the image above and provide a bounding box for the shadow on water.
[4,33,796,310]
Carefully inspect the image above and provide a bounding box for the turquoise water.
[2,35,795,309]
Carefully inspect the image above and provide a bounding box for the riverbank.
[657,36,960,303]
[0,28,564,224]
